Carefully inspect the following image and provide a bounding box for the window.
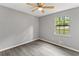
[55,16,71,35]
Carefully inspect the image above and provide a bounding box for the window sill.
[54,33,71,37]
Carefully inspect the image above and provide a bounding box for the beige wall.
[0,6,39,50]
[39,7,79,51]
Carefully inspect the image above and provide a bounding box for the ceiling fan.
[26,3,55,13]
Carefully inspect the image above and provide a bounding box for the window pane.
[55,16,70,35]
[56,29,60,34]
[64,26,70,34]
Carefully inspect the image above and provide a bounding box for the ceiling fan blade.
[32,7,39,12]
[43,6,54,9]
[41,9,45,13]
[39,3,45,7]
[26,3,36,7]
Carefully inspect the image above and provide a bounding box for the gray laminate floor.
[0,40,79,56]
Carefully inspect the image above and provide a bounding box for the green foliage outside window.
[56,16,70,35]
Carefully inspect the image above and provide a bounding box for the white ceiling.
[0,3,79,17]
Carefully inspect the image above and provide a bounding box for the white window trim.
[54,16,71,37]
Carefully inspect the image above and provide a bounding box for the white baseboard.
[0,38,38,52]
[40,37,79,52]
[1,37,79,53]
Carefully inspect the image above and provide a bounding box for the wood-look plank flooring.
[0,40,79,56]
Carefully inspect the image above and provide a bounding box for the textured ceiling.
[0,3,79,17]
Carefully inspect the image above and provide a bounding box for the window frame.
[54,16,71,36]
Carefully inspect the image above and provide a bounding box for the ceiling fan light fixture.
[38,7,43,11]
[27,3,55,13]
